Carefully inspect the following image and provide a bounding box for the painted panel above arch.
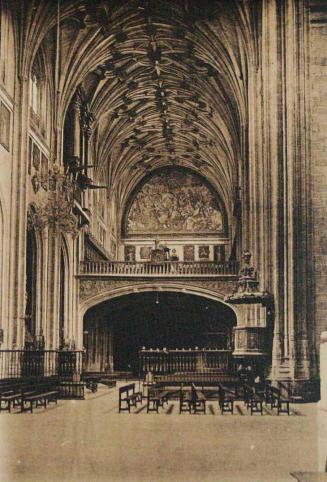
[123,167,227,238]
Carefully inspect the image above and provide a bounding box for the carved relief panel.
[124,167,225,237]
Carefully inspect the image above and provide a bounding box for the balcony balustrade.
[80,260,239,278]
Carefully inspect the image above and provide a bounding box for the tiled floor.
[0,383,318,482]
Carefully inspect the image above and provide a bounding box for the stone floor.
[0,382,318,482]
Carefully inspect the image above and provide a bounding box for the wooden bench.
[267,385,290,415]
[150,383,181,403]
[264,384,277,408]
[218,384,235,414]
[243,383,259,407]
[0,391,24,413]
[191,383,206,414]
[85,380,98,392]
[84,377,116,392]
[20,384,58,413]
[157,390,170,407]
[249,393,263,415]
[242,383,254,408]
[118,383,142,413]
[179,386,192,414]
[277,393,290,416]
[253,381,267,399]
[0,378,58,413]
[241,383,264,415]
[0,381,30,412]
[99,378,117,389]
[278,382,304,403]
[0,379,27,393]
[147,388,169,413]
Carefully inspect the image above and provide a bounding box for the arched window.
[0,1,16,97]
[29,51,49,138]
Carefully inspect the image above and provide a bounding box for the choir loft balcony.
[79,260,240,279]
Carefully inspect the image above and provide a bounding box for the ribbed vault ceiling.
[23,0,258,212]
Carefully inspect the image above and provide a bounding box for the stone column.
[46,226,61,349]
[258,0,291,379]
[7,75,30,348]
[41,227,50,347]
[257,0,314,388]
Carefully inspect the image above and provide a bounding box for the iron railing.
[80,260,239,277]
[0,350,84,379]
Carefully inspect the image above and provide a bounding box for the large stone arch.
[80,279,240,373]
[79,279,240,321]
[77,278,240,350]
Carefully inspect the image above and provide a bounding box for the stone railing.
[79,260,239,277]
